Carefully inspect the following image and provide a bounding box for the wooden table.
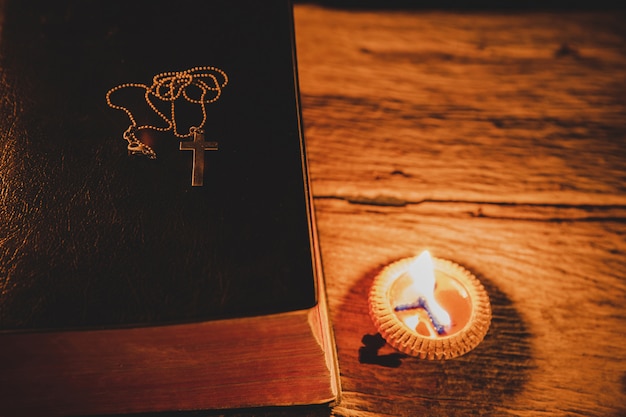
[293,4,626,417]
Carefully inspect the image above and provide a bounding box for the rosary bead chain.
[105,66,228,157]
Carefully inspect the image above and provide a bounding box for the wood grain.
[296,7,626,205]
[293,5,626,417]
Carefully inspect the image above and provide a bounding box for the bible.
[0,0,339,415]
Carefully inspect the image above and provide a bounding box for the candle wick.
[394,297,447,335]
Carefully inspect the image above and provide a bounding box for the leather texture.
[0,0,316,330]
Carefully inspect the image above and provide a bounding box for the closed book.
[0,0,338,415]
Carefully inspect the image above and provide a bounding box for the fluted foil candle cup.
[368,251,491,360]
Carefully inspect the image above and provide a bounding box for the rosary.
[106,66,228,186]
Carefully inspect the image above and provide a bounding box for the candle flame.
[403,314,420,330]
[408,251,451,328]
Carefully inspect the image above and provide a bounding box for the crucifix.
[179,129,218,186]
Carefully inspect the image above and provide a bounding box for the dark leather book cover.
[0,2,339,415]
[0,0,317,330]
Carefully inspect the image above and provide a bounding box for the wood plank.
[314,198,626,417]
[293,5,626,416]
[295,7,626,205]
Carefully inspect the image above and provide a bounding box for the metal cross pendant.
[179,129,218,186]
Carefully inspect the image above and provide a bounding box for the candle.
[369,251,491,360]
